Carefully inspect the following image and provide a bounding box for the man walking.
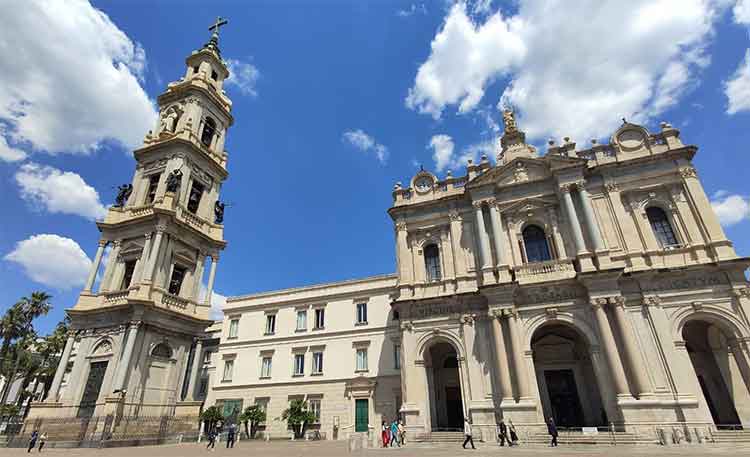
[226,423,236,448]
[389,419,400,447]
[206,428,217,451]
[497,419,508,446]
[462,418,475,450]
[547,417,558,447]
[508,420,518,446]
[27,430,39,453]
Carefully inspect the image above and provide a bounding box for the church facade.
[207,113,750,441]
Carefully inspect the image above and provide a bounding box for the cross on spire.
[209,16,228,37]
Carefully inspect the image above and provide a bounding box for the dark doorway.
[426,342,464,431]
[544,369,584,427]
[355,399,369,432]
[445,386,464,429]
[78,361,108,418]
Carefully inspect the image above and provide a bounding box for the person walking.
[206,428,217,451]
[37,432,47,452]
[462,418,476,450]
[381,420,389,448]
[389,419,400,447]
[547,417,558,447]
[497,419,508,446]
[226,423,236,448]
[508,420,518,446]
[27,430,39,453]
[398,420,406,446]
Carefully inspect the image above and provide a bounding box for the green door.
[355,399,369,432]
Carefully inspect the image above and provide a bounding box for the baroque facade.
[29,28,232,422]
[208,112,750,441]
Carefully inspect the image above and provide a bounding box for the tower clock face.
[415,177,432,192]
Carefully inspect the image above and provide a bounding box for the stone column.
[604,182,648,269]
[473,202,493,269]
[396,222,412,283]
[84,240,107,292]
[490,312,513,401]
[186,339,204,401]
[99,239,122,292]
[204,255,218,306]
[47,335,74,402]
[449,210,464,276]
[134,233,153,283]
[112,322,140,393]
[560,186,587,254]
[192,251,206,301]
[142,226,166,283]
[506,311,531,400]
[611,298,651,397]
[488,203,506,266]
[591,299,630,397]
[678,165,733,258]
[576,185,605,251]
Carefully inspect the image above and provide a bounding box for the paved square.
[3,441,750,457]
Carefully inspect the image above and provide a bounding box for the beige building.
[208,111,750,442]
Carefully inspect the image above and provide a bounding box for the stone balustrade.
[102,289,130,305]
[513,258,576,285]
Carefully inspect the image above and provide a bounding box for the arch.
[201,117,217,147]
[672,307,749,344]
[91,338,113,356]
[424,243,442,282]
[522,224,552,262]
[524,312,599,352]
[151,341,173,359]
[645,206,679,248]
[415,330,466,362]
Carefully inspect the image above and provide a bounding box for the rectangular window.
[228,319,239,338]
[356,348,368,372]
[314,308,325,329]
[308,398,321,423]
[146,174,160,204]
[256,398,269,424]
[265,314,276,335]
[168,265,186,295]
[294,353,305,376]
[394,344,401,370]
[261,356,272,378]
[121,260,136,290]
[356,302,368,324]
[312,352,323,374]
[296,310,307,331]
[198,378,208,396]
[203,351,212,364]
[187,181,204,214]
[223,359,234,381]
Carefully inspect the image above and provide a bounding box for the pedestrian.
[398,420,406,446]
[37,432,47,452]
[206,428,217,450]
[508,419,518,446]
[497,419,508,446]
[381,420,389,448]
[27,430,39,453]
[390,419,400,447]
[462,417,475,450]
[547,417,558,447]
[226,423,236,448]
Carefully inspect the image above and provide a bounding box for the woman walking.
[37,432,47,452]
[508,420,518,446]
[462,418,476,450]
[381,420,389,448]
[547,417,558,447]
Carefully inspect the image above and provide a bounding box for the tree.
[34,317,71,400]
[201,405,224,435]
[281,399,316,439]
[239,404,266,439]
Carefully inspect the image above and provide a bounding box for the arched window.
[522,225,552,263]
[201,117,216,147]
[646,207,678,248]
[151,342,173,359]
[424,244,442,282]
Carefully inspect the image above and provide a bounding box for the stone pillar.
[560,186,587,254]
[488,203,506,266]
[192,251,206,301]
[611,298,651,397]
[134,233,153,283]
[99,239,122,292]
[142,226,165,283]
[577,185,605,251]
[204,255,218,306]
[591,299,630,397]
[396,222,412,284]
[449,210,465,278]
[186,339,204,401]
[603,182,647,269]
[47,335,74,402]
[506,311,531,400]
[112,322,140,393]
[490,312,513,401]
[473,202,494,285]
[84,241,107,292]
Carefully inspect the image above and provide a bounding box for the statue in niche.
[165,169,183,193]
[159,107,181,134]
[113,184,133,207]
[502,108,518,134]
[214,200,225,224]
[513,161,528,183]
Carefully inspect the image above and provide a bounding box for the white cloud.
[734,0,750,24]
[0,126,26,162]
[725,49,750,114]
[0,0,156,156]
[4,234,92,290]
[200,284,226,321]
[342,129,389,164]
[407,1,719,142]
[15,163,107,220]
[397,3,427,17]
[225,58,261,97]
[429,133,497,173]
[711,191,750,226]
[430,134,455,172]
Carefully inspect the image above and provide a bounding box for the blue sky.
[1,0,749,335]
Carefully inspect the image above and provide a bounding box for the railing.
[128,204,155,218]
[177,205,206,229]
[102,289,130,305]
[161,292,190,310]
[513,259,575,283]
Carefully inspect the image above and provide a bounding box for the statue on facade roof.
[165,169,182,193]
[502,108,518,134]
[113,184,133,207]
[214,200,225,224]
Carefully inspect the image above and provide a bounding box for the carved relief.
[640,272,727,292]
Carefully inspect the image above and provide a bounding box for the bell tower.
[37,19,233,420]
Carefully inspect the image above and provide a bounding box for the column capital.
[97,239,108,247]
[642,295,661,308]
[571,179,586,190]
[155,224,168,233]
[558,184,572,194]
[128,320,143,330]
[448,210,461,222]
[210,253,220,262]
[472,200,485,210]
[679,166,697,179]
[144,232,153,240]
[484,197,497,206]
[112,239,123,248]
[396,221,408,232]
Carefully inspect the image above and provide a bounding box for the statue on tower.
[159,107,180,135]
[113,184,133,207]
[214,200,225,224]
[165,169,183,193]
[502,108,518,134]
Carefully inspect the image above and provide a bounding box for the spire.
[498,107,536,164]
[202,16,228,57]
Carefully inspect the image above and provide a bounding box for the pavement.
[3,441,750,457]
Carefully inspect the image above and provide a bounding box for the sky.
[1,0,749,335]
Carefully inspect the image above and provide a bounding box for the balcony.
[513,258,576,285]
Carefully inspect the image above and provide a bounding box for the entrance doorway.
[355,399,369,432]
[532,323,606,427]
[426,342,464,431]
[78,361,108,418]
[683,320,742,427]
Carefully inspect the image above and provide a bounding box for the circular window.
[617,129,645,150]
